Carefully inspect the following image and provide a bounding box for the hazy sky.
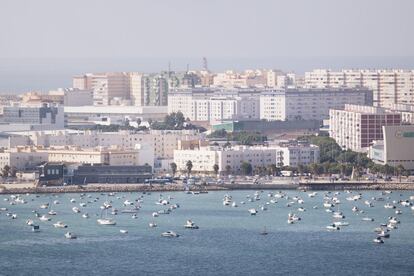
[1,0,413,58]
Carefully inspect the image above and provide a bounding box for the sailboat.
[97,207,116,225]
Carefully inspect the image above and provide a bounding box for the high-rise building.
[329,104,401,152]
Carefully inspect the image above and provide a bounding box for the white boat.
[377,231,390,238]
[11,214,17,219]
[40,203,49,209]
[387,223,398,229]
[248,208,258,215]
[124,200,134,206]
[72,207,80,213]
[79,203,87,207]
[39,215,51,221]
[26,219,34,226]
[333,221,349,227]
[65,232,77,239]
[260,206,267,211]
[53,200,60,205]
[152,212,159,217]
[298,207,306,212]
[70,198,76,203]
[161,231,179,237]
[82,213,89,219]
[352,206,359,212]
[323,202,334,208]
[149,222,157,228]
[326,224,340,231]
[97,218,116,225]
[53,221,68,228]
[48,210,57,215]
[395,209,402,215]
[384,203,396,209]
[373,237,384,244]
[362,217,374,222]
[308,192,317,198]
[388,217,399,224]
[184,220,199,229]
[131,214,138,219]
[120,229,128,234]
[333,213,345,219]
[231,202,238,207]
[97,207,116,225]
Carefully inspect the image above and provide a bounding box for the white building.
[305,69,414,107]
[173,143,319,174]
[168,88,261,122]
[62,88,94,106]
[260,88,373,121]
[329,104,401,152]
[369,125,414,170]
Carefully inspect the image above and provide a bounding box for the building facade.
[260,88,373,121]
[329,104,402,152]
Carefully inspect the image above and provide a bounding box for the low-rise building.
[173,143,319,174]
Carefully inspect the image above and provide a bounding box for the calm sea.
[0,190,413,276]
[1,57,414,94]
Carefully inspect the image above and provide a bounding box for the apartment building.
[305,69,414,107]
[173,143,319,174]
[168,88,261,122]
[260,88,372,121]
[329,104,401,152]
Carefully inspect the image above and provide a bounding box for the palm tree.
[213,164,219,176]
[1,165,10,178]
[186,160,193,176]
[170,162,177,177]
[395,164,405,182]
[225,165,232,175]
[241,162,252,176]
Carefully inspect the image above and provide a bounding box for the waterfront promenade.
[1,178,414,194]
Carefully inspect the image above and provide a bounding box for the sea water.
[0,190,413,276]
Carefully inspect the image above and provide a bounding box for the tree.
[213,164,219,176]
[241,162,253,176]
[383,164,394,177]
[9,167,17,178]
[395,164,405,182]
[309,163,321,178]
[186,160,193,176]
[170,162,177,177]
[225,165,232,175]
[2,165,10,178]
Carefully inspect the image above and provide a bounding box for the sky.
[1,0,414,59]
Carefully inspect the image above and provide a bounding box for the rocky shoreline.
[1,181,414,194]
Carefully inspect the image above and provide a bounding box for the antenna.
[202,57,208,71]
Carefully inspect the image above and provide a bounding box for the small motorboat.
[373,237,384,244]
[377,231,390,238]
[161,231,179,237]
[48,210,57,215]
[120,229,128,234]
[82,213,89,219]
[97,218,116,225]
[53,221,68,228]
[65,232,77,239]
[40,203,49,209]
[72,207,80,213]
[149,222,157,228]
[248,209,258,215]
[362,217,374,222]
[131,214,138,219]
[184,220,199,229]
[26,219,34,226]
[326,224,340,231]
[39,215,51,221]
